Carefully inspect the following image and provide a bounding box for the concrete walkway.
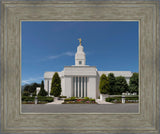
[46,99,64,105]
[96,99,114,104]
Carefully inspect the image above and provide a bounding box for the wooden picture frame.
[1,0,159,133]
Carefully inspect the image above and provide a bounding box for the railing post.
[122,95,125,104]
[35,96,38,104]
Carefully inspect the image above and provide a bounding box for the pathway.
[96,99,114,104]
[46,99,64,105]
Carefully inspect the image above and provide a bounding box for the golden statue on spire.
[78,38,82,46]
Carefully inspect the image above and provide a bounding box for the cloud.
[65,52,75,56]
[48,51,75,59]
[22,77,43,84]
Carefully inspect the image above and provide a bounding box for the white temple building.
[44,39,133,99]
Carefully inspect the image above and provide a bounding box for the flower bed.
[62,97,97,104]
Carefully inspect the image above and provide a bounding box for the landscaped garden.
[62,97,97,104]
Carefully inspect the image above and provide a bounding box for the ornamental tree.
[129,73,139,94]
[115,76,129,94]
[99,74,110,94]
[38,80,48,96]
[50,72,62,97]
[108,73,116,95]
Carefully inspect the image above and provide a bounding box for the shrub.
[105,97,122,102]
[22,96,35,102]
[64,98,71,101]
[59,96,67,98]
[70,96,76,101]
[105,96,138,102]
[37,96,54,102]
[22,91,30,96]
[125,97,138,100]
[105,98,115,102]
[84,97,89,101]
[89,98,95,102]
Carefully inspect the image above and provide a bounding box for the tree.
[115,76,129,94]
[29,83,40,93]
[23,83,41,95]
[108,73,116,95]
[99,74,110,94]
[129,73,139,94]
[50,72,62,97]
[23,85,30,92]
[38,80,48,96]
[22,91,30,96]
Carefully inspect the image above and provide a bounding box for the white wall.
[64,76,72,98]
[87,76,97,99]
[49,80,51,96]
[61,77,65,96]
[96,73,100,98]
[44,79,48,92]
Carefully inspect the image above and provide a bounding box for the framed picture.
[21,21,139,113]
[1,0,159,133]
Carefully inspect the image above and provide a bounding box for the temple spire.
[75,38,86,66]
[78,38,82,46]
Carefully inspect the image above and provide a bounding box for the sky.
[21,21,139,85]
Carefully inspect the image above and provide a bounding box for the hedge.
[64,97,76,101]
[22,96,35,102]
[22,96,54,102]
[105,96,139,102]
[59,96,67,98]
[106,97,121,102]
[37,96,54,102]
[125,97,138,100]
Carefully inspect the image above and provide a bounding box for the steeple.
[75,38,86,66]
[78,38,82,46]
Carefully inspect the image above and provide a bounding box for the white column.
[84,77,86,97]
[44,79,47,93]
[47,80,49,96]
[78,77,79,97]
[81,77,83,97]
[74,77,76,97]
[49,80,51,96]
[86,77,87,97]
